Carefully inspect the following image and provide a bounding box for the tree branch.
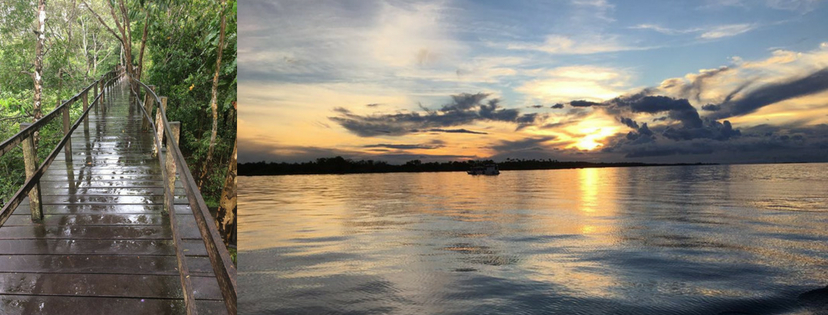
[0,114,33,122]
[80,0,123,44]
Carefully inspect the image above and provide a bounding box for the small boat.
[467,163,500,175]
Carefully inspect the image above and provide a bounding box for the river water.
[239,163,828,314]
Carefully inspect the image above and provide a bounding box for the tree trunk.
[199,0,227,189]
[216,136,236,246]
[137,10,148,80]
[33,0,46,145]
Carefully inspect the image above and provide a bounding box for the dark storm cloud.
[709,68,828,120]
[621,123,655,144]
[701,104,721,111]
[597,122,828,163]
[425,128,488,135]
[722,80,754,104]
[624,145,714,158]
[491,136,557,153]
[618,117,639,129]
[441,93,490,112]
[570,100,603,107]
[551,103,564,109]
[330,93,539,137]
[608,95,703,128]
[661,119,741,141]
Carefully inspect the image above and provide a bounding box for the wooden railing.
[131,77,237,315]
[0,69,118,223]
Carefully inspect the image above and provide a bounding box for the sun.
[571,127,620,151]
[575,136,603,150]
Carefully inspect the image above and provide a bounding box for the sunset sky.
[239,0,828,164]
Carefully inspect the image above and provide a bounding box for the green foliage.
[146,0,237,207]
[0,0,237,224]
[1,0,121,204]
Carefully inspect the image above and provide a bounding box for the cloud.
[604,123,828,163]
[630,24,702,35]
[765,0,822,12]
[680,67,732,102]
[491,136,557,154]
[517,65,633,105]
[570,100,604,107]
[699,23,756,39]
[363,143,444,150]
[618,117,639,129]
[701,104,721,111]
[632,23,756,39]
[506,34,651,55]
[551,103,565,109]
[425,128,488,135]
[330,93,538,137]
[708,68,828,119]
[661,119,741,141]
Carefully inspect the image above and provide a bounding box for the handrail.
[131,77,237,315]
[0,70,116,158]
[0,71,118,226]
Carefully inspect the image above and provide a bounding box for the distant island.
[238,156,714,176]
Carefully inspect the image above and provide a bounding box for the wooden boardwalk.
[1,83,228,314]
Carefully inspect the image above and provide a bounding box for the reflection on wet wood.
[0,83,226,314]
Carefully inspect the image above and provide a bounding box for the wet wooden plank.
[0,295,185,315]
[177,215,203,240]
[41,169,161,175]
[0,226,171,240]
[38,195,188,205]
[14,204,166,215]
[44,161,158,168]
[0,255,179,275]
[181,239,209,256]
[0,240,175,255]
[196,300,230,315]
[38,188,184,196]
[37,181,167,189]
[0,273,222,301]
[53,157,158,163]
[0,273,181,298]
[5,214,166,226]
[192,276,224,300]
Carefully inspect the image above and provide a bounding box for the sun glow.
[571,126,620,151]
[576,135,604,150]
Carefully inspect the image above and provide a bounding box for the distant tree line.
[238,156,709,176]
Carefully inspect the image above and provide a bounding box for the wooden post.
[94,81,98,102]
[82,91,90,131]
[170,122,181,145]
[20,123,43,222]
[61,100,72,161]
[165,133,177,212]
[154,96,168,155]
[142,85,156,132]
